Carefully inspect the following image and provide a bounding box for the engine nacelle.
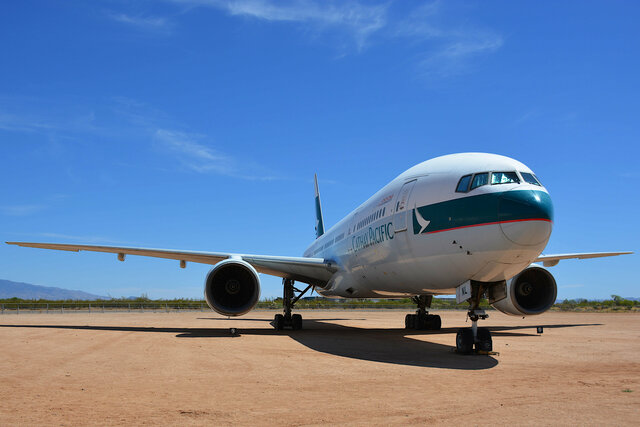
[204,259,260,316]
[490,265,557,316]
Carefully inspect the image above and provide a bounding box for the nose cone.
[498,190,553,246]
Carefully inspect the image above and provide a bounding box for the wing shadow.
[0,321,600,370]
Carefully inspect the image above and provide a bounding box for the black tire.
[456,328,474,354]
[476,327,492,352]
[405,314,415,329]
[428,314,442,331]
[416,314,428,330]
[292,314,303,330]
[274,314,284,330]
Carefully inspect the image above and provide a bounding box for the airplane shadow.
[0,321,601,370]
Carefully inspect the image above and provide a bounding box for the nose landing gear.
[456,282,493,354]
[405,295,442,330]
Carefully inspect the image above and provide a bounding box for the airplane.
[6,153,632,354]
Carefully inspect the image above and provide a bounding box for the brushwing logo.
[414,206,431,234]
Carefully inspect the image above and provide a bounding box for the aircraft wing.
[535,251,633,267]
[5,242,337,286]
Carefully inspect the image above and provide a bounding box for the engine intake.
[204,259,260,316]
[490,265,557,316]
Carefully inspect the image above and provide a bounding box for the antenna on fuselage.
[314,174,325,239]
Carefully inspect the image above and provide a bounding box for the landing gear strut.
[273,279,311,330]
[456,282,493,354]
[405,295,441,330]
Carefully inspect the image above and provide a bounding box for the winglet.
[314,174,325,239]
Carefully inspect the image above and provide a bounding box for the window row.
[357,207,386,230]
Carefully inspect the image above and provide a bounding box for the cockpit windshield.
[491,172,520,185]
[456,171,524,193]
[521,172,541,186]
[470,172,489,190]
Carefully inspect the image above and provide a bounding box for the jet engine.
[204,259,260,316]
[490,265,557,316]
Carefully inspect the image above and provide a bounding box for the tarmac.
[0,310,638,425]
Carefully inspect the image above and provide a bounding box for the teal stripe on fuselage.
[412,190,553,235]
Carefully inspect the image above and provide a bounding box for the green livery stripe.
[412,190,553,235]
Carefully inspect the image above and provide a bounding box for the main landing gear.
[456,283,493,354]
[405,295,442,330]
[273,278,311,331]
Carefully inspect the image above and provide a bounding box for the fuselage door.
[393,179,417,232]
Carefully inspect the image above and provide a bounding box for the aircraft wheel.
[476,327,492,352]
[428,314,442,331]
[292,314,303,330]
[416,314,430,330]
[456,328,474,354]
[274,314,284,330]
[405,314,415,329]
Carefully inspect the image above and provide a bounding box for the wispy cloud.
[0,111,57,133]
[154,129,235,175]
[0,205,45,216]
[107,12,173,33]
[395,2,503,78]
[170,0,388,50]
[0,95,280,182]
[103,1,502,75]
[154,128,279,180]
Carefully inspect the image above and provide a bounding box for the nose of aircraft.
[498,189,553,246]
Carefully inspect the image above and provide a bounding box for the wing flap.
[5,242,337,285]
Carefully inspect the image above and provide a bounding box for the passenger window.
[491,172,520,185]
[521,172,541,186]
[470,172,489,190]
[456,175,472,193]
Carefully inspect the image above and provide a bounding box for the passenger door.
[393,179,417,233]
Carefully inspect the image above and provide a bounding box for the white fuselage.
[304,153,553,298]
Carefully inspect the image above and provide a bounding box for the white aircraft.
[7,153,632,354]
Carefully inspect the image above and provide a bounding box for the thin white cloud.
[0,111,56,133]
[154,128,278,180]
[417,32,503,78]
[104,1,501,73]
[170,0,388,50]
[392,1,504,78]
[107,12,173,33]
[155,129,235,175]
[0,205,45,216]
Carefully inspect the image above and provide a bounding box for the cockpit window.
[456,175,472,193]
[491,172,520,185]
[521,172,541,186]
[470,172,489,190]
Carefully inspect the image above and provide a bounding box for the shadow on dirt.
[0,321,600,370]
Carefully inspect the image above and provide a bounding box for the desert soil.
[0,310,638,426]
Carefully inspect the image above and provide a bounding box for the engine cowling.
[490,265,557,316]
[204,259,260,316]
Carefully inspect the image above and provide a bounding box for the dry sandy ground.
[0,310,638,426]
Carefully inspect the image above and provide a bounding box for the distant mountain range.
[0,279,107,300]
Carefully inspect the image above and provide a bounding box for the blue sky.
[0,0,638,300]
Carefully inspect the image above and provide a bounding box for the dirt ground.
[0,310,638,426]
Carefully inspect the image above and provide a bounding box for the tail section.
[314,174,325,239]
